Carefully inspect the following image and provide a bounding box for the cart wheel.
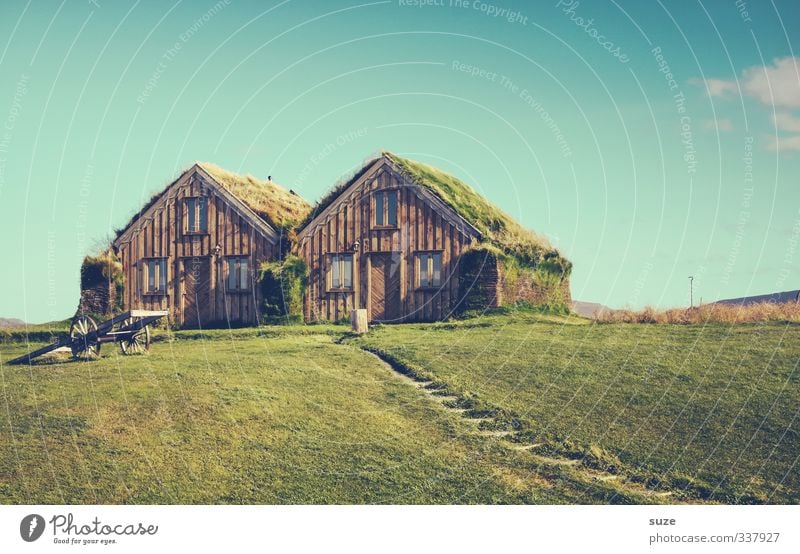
[119,318,150,355]
[69,315,100,360]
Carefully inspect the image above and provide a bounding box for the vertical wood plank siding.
[300,166,475,322]
[115,170,277,328]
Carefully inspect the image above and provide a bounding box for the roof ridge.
[192,162,311,230]
[113,162,312,245]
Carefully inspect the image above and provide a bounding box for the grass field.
[0,325,619,504]
[1,313,798,504]
[351,312,800,503]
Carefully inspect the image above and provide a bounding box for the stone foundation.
[75,252,123,318]
[76,280,117,318]
[457,248,571,313]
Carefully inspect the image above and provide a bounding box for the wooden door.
[182,257,211,328]
[369,253,401,322]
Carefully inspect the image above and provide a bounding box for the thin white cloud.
[698,78,739,98]
[696,57,800,106]
[773,111,800,132]
[742,57,800,109]
[702,118,734,131]
[694,57,800,151]
[767,134,800,152]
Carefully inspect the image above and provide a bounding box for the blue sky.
[1,0,799,322]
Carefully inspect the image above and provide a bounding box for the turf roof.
[115,163,311,240]
[198,163,311,230]
[305,151,570,273]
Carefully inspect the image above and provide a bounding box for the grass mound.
[78,248,125,316]
[80,249,123,291]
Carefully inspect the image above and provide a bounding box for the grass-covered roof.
[198,163,311,230]
[115,163,312,239]
[305,152,570,274]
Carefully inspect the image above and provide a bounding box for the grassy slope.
[351,313,800,503]
[0,319,70,343]
[0,327,598,504]
[3,315,796,504]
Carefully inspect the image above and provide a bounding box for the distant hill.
[713,290,800,306]
[571,301,612,318]
[0,318,26,328]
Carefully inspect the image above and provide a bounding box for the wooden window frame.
[372,189,399,230]
[183,196,209,235]
[326,252,354,292]
[415,251,443,290]
[140,257,168,296]
[225,256,251,293]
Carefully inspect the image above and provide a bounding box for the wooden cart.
[7,310,169,365]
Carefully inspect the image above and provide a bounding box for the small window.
[227,257,250,291]
[186,198,196,232]
[387,190,397,226]
[328,253,354,290]
[185,197,208,233]
[199,197,207,231]
[373,190,398,228]
[417,252,442,288]
[375,191,384,226]
[142,259,167,294]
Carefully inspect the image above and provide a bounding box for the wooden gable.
[111,163,283,328]
[297,156,482,245]
[113,164,280,249]
[298,155,484,323]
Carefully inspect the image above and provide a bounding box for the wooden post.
[351,309,368,334]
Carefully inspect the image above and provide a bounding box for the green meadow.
[1,313,798,504]
[352,312,800,504]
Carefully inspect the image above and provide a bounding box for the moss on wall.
[456,246,503,314]
[258,255,308,323]
[457,244,571,315]
[499,256,572,313]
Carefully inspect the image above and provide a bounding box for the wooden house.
[111,163,310,328]
[296,152,571,323]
